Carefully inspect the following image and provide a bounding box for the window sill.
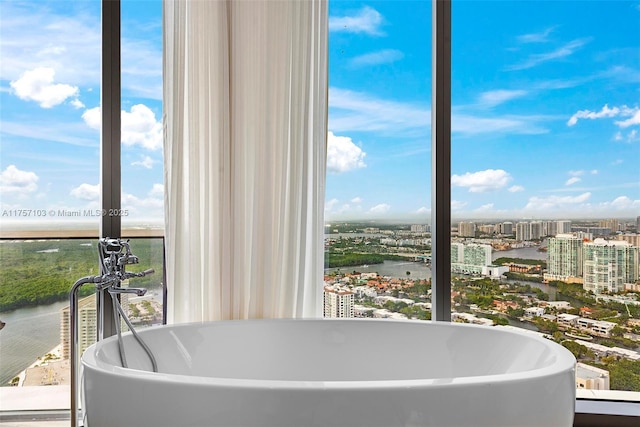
[1,385,638,425]
[574,390,639,426]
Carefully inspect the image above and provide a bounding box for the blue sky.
[1,1,639,229]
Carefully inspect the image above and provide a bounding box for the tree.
[561,341,594,360]
[610,325,626,338]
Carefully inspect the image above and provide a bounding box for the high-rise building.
[530,221,543,240]
[636,216,640,232]
[575,231,593,241]
[557,220,572,234]
[451,243,492,275]
[543,221,557,238]
[617,233,640,247]
[501,221,513,235]
[546,234,583,282]
[478,224,495,235]
[411,224,429,233]
[583,239,639,294]
[60,295,97,360]
[598,219,619,234]
[323,285,354,318]
[516,222,530,241]
[458,221,476,237]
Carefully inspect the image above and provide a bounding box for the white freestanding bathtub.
[81,319,576,427]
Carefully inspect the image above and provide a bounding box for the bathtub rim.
[81,318,577,391]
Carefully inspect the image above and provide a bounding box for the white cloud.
[70,183,99,201]
[149,183,164,197]
[70,98,85,109]
[415,207,430,214]
[565,177,581,186]
[325,198,339,212]
[614,129,638,142]
[507,38,591,71]
[517,27,557,43]
[0,3,101,85]
[10,67,79,108]
[451,200,468,210]
[568,170,585,177]
[350,49,404,68]
[508,185,525,192]
[0,165,38,194]
[369,203,391,214]
[121,38,163,101]
[82,104,163,150]
[590,170,598,175]
[609,196,640,210]
[132,156,155,169]
[524,192,591,211]
[326,131,366,173]
[329,6,384,36]
[568,105,639,128]
[122,105,163,150]
[568,104,621,126]
[478,90,527,107]
[0,120,97,148]
[350,197,362,203]
[451,169,512,193]
[615,109,640,128]
[329,88,429,136]
[1,2,160,101]
[323,198,365,217]
[452,113,548,135]
[122,192,163,209]
[475,203,495,212]
[82,107,101,129]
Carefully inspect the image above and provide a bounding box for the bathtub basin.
[81,319,576,427]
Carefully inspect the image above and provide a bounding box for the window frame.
[89,0,640,424]
[431,0,639,424]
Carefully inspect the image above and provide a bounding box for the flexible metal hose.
[109,290,158,372]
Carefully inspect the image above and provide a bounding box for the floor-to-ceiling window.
[0,0,103,412]
[0,0,164,416]
[323,0,640,408]
[1,0,638,422]
[120,0,164,236]
[323,1,433,320]
[450,0,640,400]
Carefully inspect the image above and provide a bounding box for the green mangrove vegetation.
[325,252,385,268]
[0,239,164,312]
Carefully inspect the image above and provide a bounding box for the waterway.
[492,243,548,262]
[0,300,68,386]
[325,260,432,280]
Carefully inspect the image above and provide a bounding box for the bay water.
[0,300,67,386]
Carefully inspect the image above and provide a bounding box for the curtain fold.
[163,0,328,323]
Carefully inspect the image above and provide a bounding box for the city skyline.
[1,1,639,227]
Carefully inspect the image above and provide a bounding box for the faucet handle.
[109,287,147,297]
[118,254,140,266]
[123,268,154,280]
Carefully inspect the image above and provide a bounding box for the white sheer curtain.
[163,0,328,323]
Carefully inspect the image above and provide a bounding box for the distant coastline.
[0,228,164,239]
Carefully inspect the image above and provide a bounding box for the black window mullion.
[431,0,452,322]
